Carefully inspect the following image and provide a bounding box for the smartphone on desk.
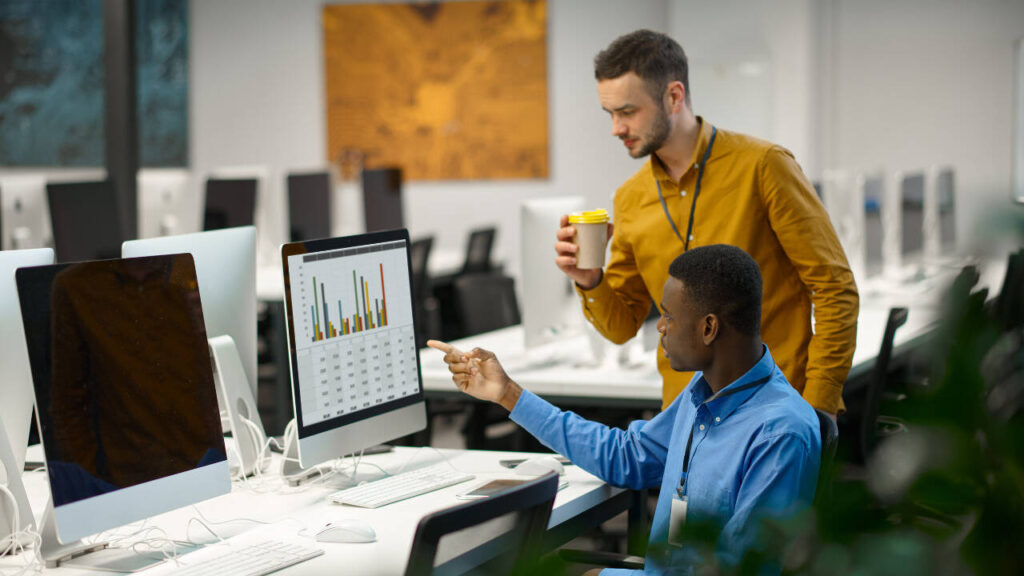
[498,456,573,469]
[456,477,569,500]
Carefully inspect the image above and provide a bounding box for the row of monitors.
[0,168,404,263]
[0,228,426,551]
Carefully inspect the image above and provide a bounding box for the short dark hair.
[668,245,762,336]
[594,29,691,107]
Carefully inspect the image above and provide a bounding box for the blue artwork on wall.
[0,0,188,167]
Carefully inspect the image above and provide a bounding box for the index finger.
[426,339,455,354]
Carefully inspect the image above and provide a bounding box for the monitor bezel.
[280,229,426,443]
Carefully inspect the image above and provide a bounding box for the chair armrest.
[557,549,646,570]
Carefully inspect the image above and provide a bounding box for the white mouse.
[314,519,377,543]
[513,455,565,476]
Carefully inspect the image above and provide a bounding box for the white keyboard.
[144,538,323,576]
[328,464,474,508]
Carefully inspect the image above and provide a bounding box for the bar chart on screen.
[287,241,419,423]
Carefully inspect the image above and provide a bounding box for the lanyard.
[657,126,717,252]
[677,370,772,497]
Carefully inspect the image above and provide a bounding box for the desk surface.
[419,258,1006,406]
[7,447,623,575]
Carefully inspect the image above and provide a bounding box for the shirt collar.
[647,115,712,185]
[688,344,775,422]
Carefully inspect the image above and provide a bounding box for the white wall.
[827,0,1024,251]
[190,0,668,277]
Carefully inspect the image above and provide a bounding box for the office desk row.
[4,447,629,575]
[418,259,1007,408]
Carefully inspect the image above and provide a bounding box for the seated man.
[428,244,821,575]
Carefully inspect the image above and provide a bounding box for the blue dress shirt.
[509,346,820,575]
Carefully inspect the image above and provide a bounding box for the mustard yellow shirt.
[578,118,859,413]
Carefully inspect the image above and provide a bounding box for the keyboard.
[328,464,475,508]
[143,538,323,576]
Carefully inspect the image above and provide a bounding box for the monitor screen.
[521,197,584,349]
[936,167,955,251]
[203,178,256,231]
[46,180,124,262]
[900,172,925,257]
[287,172,332,241]
[863,175,884,277]
[16,254,229,543]
[281,230,426,467]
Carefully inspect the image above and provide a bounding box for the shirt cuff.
[801,379,844,414]
[575,275,616,319]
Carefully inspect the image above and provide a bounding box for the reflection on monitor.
[936,167,955,251]
[47,180,124,263]
[122,226,259,400]
[287,172,332,241]
[281,230,426,468]
[1,175,52,251]
[863,174,884,277]
[203,177,256,231]
[138,169,192,238]
[900,172,925,258]
[0,248,54,482]
[521,197,584,349]
[16,255,230,544]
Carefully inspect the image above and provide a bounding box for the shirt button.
[680,190,687,197]
[699,424,705,431]
[689,235,695,241]
[715,417,721,423]
[587,298,594,303]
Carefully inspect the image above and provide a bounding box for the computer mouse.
[314,519,377,543]
[513,455,565,476]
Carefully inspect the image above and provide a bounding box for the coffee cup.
[569,209,610,269]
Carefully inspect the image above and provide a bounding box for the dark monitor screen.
[901,173,925,257]
[287,172,332,241]
[16,255,226,508]
[936,168,955,250]
[46,180,124,262]
[204,178,257,231]
[362,168,403,233]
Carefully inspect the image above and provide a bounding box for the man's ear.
[702,314,719,346]
[665,81,686,114]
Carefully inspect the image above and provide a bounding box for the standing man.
[556,30,858,417]
[429,245,821,574]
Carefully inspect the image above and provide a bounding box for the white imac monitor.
[122,226,258,400]
[863,174,884,278]
[0,175,52,251]
[16,254,230,546]
[281,230,426,467]
[900,171,926,264]
[0,248,54,537]
[936,167,956,253]
[520,196,585,349]
[138,168,193,239]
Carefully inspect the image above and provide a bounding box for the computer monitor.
[16,254,230,546]
[281,230,426,468]
[46,179,124,262]
[203,177,256,231]
[1,175,52,251]
[287,171,332,241]
[362,168,403,233]
[900,172,925,260]
[138,168,192,239]
[863,173,884,278]
[520,197,584,349]
[123,227,258,400]
[936,167,956,252]
[0,248,54,538]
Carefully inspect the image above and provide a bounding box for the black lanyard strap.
[657,126,717,252]
[678,370,772,495]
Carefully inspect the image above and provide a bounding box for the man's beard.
[631,106,671,158]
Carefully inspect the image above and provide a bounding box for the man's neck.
[703,339,764,396]
[654,111,701,182]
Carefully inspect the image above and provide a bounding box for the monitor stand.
[209,336,268,478]
[280,419,327,487]
[39,500,173,571]
[0,414,35,551]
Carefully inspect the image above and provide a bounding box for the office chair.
[404,473,559,576]
[286,171,332,241]
[462,227,497,274]
[203,177,257,231]
[991,248,1024,332]
[452,273,521,337]
[46,179,125,262]
[410,236,442,345]
[860,307,909,461]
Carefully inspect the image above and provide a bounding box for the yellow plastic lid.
[568,209,609,224]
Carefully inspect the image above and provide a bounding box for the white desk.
[5,447,626,575]
[419,258,1007,407]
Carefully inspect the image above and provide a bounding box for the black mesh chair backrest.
[405,473,559,576]
[286,172,331,241]
[203,177,257,231]
[410,236,434,294]
[462,227,496,274]
[993,248,1024,331]
[46,179,124,262]
[861,307,908,459]
[453,274,520,337]
[814,408,838,509]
